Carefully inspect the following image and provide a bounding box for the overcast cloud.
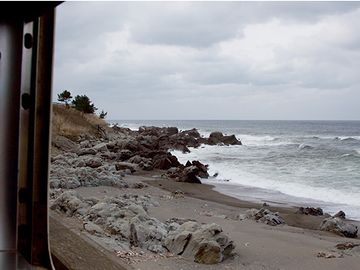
[53,2,360,120]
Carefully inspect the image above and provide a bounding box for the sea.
[110,120,360,220]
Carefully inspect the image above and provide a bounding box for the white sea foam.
[338,136,360,141]
[172,145,360,220]
[233,134,297,146]
[113,122,141,131]
[298,143,313,150]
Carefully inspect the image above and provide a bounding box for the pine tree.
[72,95,97,114]
[57,90,72,106]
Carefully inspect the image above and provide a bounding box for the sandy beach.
[50,171,360,270]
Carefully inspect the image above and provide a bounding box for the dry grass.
[51,103,109,140]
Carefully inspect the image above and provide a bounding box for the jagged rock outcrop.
[52,124,242,188]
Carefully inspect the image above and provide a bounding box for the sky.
[53,1,360,120]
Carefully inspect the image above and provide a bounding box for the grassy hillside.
[52,103,109,140]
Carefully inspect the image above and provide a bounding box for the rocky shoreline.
[50,124,360,269]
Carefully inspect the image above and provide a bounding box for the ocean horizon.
[109,119,360,220]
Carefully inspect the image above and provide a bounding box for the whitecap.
[298,143,313,150]
[339,136,360,142]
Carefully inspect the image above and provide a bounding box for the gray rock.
[259,213,285,226]
[165,221,234,264]
[320,217,358,238]
[130,215,168,253]
[115,162,137,173]
[84,222,104,235]
[241,208,285,226]
[50,190,89,217]
[50,161,125,189]
[93,142,109,153]
[129,223,139,247]
[53,191,167,253]
[85,157,103,168]
[78,148,97,156]
[194,240,222,264]
[53,136,79,152]
[345,246,360,257]
[80,140,90,148]
[165,229,192,254]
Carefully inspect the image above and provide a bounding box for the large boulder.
[181,166,202,183]
[164,221,235,264]
[153,153,181,170]
[92,142,109,153]
[77,148,97,156]
[320,217,358,238]
[53,136,79,152]
[166,165,204,184]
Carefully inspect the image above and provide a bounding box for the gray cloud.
[53,2,360,120]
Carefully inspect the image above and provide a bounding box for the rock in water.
[182,166,202,183]
[320,217,358,238]
[208,131,242,145]
[191,160,209,178]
